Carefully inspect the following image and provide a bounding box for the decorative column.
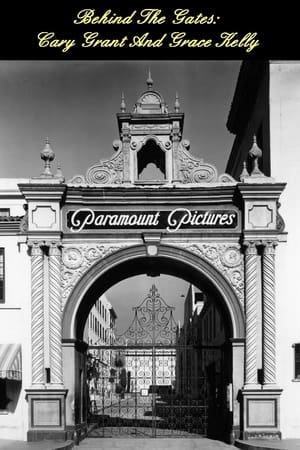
[262,241,277,385]
[238,138,284,439]
[48,242,63,385]
[19,141,68,441]
[244,240,259,386]
[30,242,45,385]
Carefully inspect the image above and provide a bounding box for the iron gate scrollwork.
[87,285,208,438]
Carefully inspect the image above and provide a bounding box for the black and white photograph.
[0,59,300,450]
[0,3,299,449]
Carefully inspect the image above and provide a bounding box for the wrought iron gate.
[87,286,208,438]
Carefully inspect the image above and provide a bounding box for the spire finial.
[120,92,126,112]
[240,161,249,181]
[40,137,55,177]
[174,92,180,112]
[249,135,263,177]
[147,68,153,90]
[55,163,65,182]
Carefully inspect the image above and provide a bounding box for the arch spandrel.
[61,243,245,342]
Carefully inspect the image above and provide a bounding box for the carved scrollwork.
[67,174,87,186]
[182,139,190,150]
[177,243,244,304]
[131,124,170,131]
[218,173,236,183]
[178,143,236,184]
[164,140,172,150]
[86,151,123,185]
[61,243,131,309]
[112,140,122,151]
[179,146,218,183]
[67,142,124,186]
[140,93,160,104]
[130,140,139,151]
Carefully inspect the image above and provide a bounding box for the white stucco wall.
[270,62,300,438]
[0,188,31,440]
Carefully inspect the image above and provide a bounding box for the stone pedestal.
[25,388,68,441]
[241,388,282,439]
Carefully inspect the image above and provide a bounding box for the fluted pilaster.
[262,241,277,385]
[49,242,63,384]
[30,242,44,384]
[244,241,258,385]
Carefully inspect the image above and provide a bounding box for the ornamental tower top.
[68,73,235,187]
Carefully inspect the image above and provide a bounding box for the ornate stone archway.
[61,243,245,341]
[17,74,286,442]
[60,242,245,441]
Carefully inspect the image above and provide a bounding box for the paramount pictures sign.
[66,208,238,233]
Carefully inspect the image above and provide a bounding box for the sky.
[0,60,241,331]
[0,60,241,179]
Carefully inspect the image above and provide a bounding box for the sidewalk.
[235,439,300,450]
[1,437,300,450]
[0,440,74,450]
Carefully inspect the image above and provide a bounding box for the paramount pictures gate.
[18,75,286,443]
[87,285,208,438]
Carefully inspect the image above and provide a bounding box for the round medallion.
[62,247,83,269]
[221,247,241,267]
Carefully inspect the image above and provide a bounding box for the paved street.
[78,438,236,450]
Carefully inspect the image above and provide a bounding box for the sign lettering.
[66,208,238,233]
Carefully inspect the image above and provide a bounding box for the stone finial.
[174,92,180,112]
[240,161,249,181]
[40,137,55,177]
[120,92,126,112]
[147,68,153,90]
[55,164,65,182]
[249,135,263,177]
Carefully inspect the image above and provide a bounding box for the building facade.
[0,66,298,442]
[84,295,117,408]
[225,60,300,439]
[84,295,116,347]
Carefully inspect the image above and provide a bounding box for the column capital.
[262,240,278,255]
[28,240,44,256]
[48,241,62,256]
[243,240,258,255]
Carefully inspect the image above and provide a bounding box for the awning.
[0,344,22,380]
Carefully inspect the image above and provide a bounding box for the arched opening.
[137,140,166,181]
[62,245,244,443]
